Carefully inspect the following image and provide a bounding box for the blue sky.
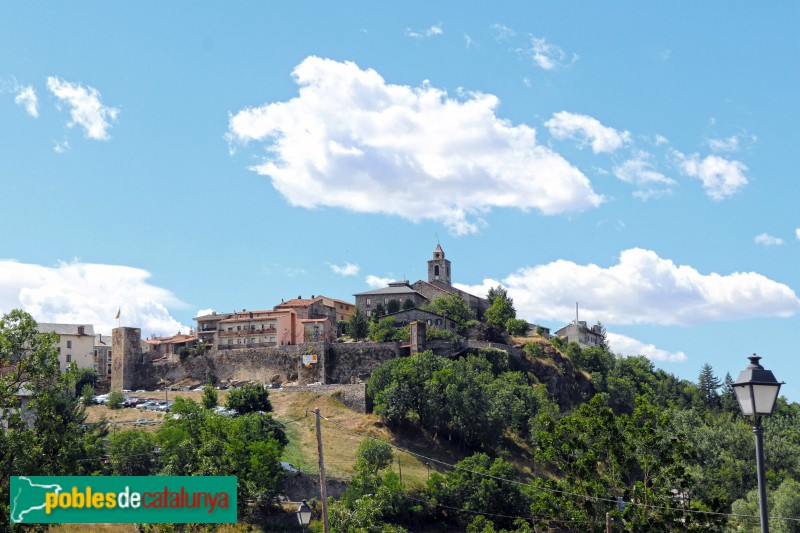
[2,3,799,399]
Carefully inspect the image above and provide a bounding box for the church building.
[353,245,489,319]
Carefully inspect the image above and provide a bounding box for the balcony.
[218,342,277,351]
[218,327,277,338]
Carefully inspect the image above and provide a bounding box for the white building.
[37,323,96,372]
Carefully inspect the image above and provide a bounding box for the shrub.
[108,391,125,409]
[505,318,529,336]
[226,383,272,414]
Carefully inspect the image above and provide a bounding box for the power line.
[316,412,800,524]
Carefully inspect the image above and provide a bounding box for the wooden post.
[606,512,611,533]
[315,408,330,533]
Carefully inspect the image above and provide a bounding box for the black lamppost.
[296,499,312,532]
[732,354,784,533]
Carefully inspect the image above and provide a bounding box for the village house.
[37,323,96,372]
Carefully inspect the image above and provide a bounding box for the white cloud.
[46,76,119,140]
[365,275,393,288]
[464,34,474,49]
[613,156,675,186]
[455,248,800,327]
[228,56,603,235]
[545,111,631,154]
[606,332,687,363]
[708,135,740,152]
[330,262,360,277]
[796,228,800,240]
[53,140,70,154]
[754,233,784,247]
[527,36,576,70]
[196,308,215,318]
[491,23,516,41]
[405,24,443,39]
[678,153,748,200]
[14,86,38,117]
[0,259,188,337]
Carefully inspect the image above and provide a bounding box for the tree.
[402,298,415,311]
[370,317,401,343]
[69,366,99,397]
[484,295,515,328]
[201,378,218,409]
[387,299,401,314]
[0,310,107,527]
[108,429,157,476]
[156,397,287,514]
[486,285,512,307]
[429,453,527,529]
[421,293,475,330]
[347,307,370,341]
[697,363,721,409]
[505,318,528,336]
[226,383,272,414]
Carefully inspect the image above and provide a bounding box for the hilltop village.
[38,245,606,395]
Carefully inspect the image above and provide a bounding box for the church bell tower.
[427,244,452,285]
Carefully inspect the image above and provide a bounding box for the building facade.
[554,321,604,349]
[94,334,112,382]
[194,309,305,351]
[37,323,96,372]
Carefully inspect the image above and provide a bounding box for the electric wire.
[316,411,800,524]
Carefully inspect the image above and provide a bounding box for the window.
[67,340,72,349]
[366,298,371,306]
[426,319,432,326]
[384,297,389,305]
[66,354,72,363]
[436,319,442,326]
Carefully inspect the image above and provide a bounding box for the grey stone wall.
[111,327,141,392]
[326,342,401,384]
[279,383,367,413]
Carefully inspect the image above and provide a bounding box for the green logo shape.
[10,476,237,524]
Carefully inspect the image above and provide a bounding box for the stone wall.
[326,342,401,384]
[111,327,141,392]
[279,383,367,413]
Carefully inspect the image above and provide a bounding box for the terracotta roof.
[146,333,197,345]
[275,298,321,308]
[218,310,292,323]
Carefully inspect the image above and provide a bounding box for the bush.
[226,383,272,414]
[505,318,529,336]
[426,327,457,342]
[524,342,544,358]
[80,383,95,406]
[108,391,125,409]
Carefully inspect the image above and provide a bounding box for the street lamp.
[296,499,312,531]
[732,354,784,533]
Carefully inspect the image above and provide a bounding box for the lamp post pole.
[732,354,784,533]
[753,417,769,533]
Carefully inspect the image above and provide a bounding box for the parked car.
[135,418,150,424]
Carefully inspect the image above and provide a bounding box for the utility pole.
[315,408,330,533]
[398,456,402,485]
[606,512,611,532]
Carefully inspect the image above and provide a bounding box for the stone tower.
[427,244,451,285]
[111,327,141,392]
